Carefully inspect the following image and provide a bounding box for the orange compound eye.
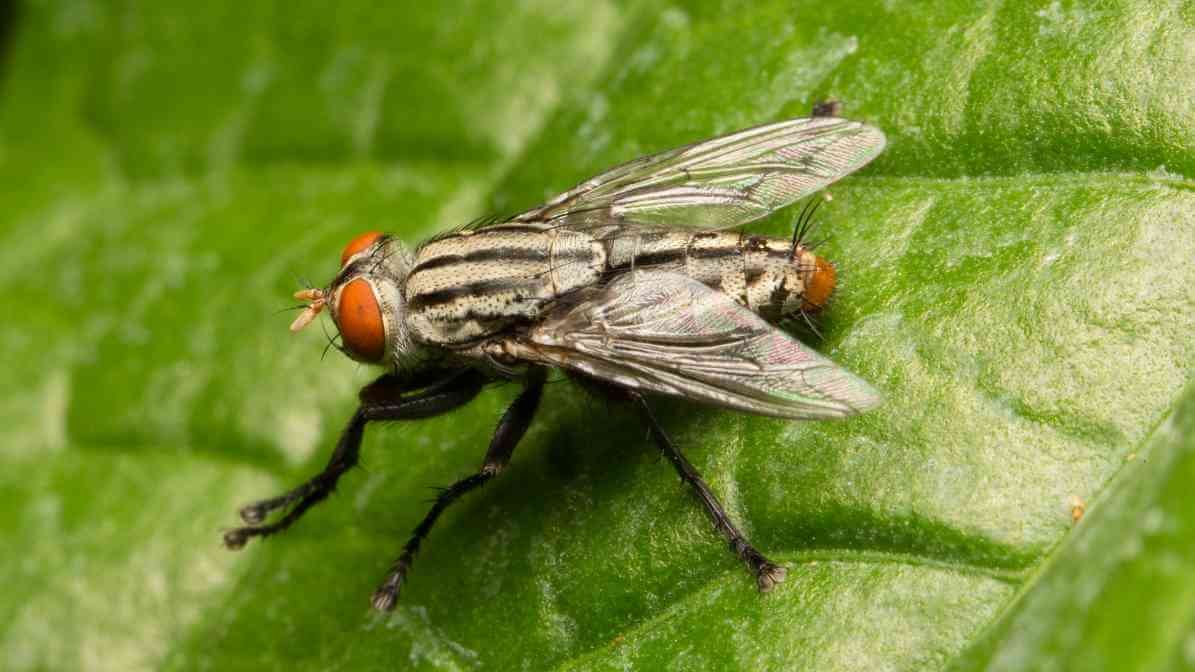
[340,231,384,266]
[336,278,386,362]
[801,256,838,312]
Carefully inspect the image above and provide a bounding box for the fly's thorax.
[318,233,425,369]
[403,224,605,345]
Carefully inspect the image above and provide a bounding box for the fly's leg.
[633,393,787,592]
[370,366,547,611]
[223,369,487,550]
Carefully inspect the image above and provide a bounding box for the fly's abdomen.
[605,231,831,322]
[405,225,604,344]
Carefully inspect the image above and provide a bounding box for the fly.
[224,107,886,611]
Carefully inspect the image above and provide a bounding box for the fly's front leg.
[370,366,547,611]
[223,368,487,550]
[633,393,787,592]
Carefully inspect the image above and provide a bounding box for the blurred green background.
[1,1,1194,670]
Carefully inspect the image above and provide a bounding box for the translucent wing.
[506,272,881,419]
[512,117,885,234]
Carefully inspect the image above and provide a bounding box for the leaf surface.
[1,2,1192,671]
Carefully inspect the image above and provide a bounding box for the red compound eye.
[340,231,384,266]
[336,278,385,363]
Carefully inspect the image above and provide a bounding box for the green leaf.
[1,2,1192,671]
[951,383,1195,671]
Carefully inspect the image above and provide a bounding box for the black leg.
[370,366,547,611]
[223,368,487,550]
[633,393,787,592]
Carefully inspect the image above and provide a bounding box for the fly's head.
[291,231,418,368]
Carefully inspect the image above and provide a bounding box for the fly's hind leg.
[633,393,787,592]
[223,368,486,550]
[370,366,547,611]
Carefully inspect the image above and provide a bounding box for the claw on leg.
[755,562,787,592]
[371,585,399,612]
[223,528,250,550]
[239,503,268,525]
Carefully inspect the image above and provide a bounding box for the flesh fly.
[225,110,886,611]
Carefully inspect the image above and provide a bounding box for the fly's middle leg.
[370,366,548,611]
[222,368,486,550]
[633,393,787,592]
